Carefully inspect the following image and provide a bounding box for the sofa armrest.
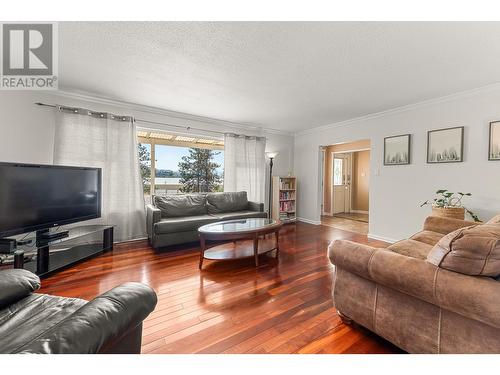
[146,204,161,238]
[248,201,265,212]
[422,215,476,235]
[15,282,158,354]
[328,240,378,280]
[0,269,40,309]
[329,240,500,329]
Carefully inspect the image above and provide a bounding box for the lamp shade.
[266,151,279,159]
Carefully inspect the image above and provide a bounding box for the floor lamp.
[266,151,279,219]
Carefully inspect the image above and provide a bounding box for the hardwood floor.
[321,215,369,235]
[332,212,369,223]
[38,222,401,354]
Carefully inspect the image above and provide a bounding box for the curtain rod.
[35,102,266,140]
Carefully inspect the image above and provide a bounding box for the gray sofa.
[146,191,267,248]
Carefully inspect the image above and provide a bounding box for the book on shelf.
[279,212,295,221]
[279,200,295,213]
[280,181,295,189]
[279,191,295,200]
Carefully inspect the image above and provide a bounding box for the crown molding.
[49,80,500,139]
[50,88,294,137]
[295,81,500,137]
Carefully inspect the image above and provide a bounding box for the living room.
[1,2,500,373]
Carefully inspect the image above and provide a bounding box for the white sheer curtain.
[223,133,266,203]
[53,109,146,242]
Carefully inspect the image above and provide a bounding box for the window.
[138,143,152,199]
[137,131,224,202]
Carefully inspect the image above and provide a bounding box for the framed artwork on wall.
[427,126,464,163]
[384,134,411,165]
[489,121,500,161]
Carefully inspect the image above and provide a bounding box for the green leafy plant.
[420,189,481,222]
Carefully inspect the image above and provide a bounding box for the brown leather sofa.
[328,215,500,353]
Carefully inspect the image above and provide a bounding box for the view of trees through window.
[138,142,224,200]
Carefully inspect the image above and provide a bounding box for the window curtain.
[53,108,146,242]
[223,133,266,203]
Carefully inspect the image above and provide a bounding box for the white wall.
[295,85,500,242]
[0,91,294,209]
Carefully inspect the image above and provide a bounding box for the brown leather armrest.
[328,240,378,280]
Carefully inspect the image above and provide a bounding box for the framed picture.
[427,126,464,163]
[489,121,500,161]
[384,134,411,165]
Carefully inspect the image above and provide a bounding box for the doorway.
[321,140,370,234]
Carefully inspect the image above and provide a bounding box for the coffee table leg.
[199,234,205,270]
[253,234,259,267]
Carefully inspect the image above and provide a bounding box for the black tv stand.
[36,228,69,242]
[0,225,114,277]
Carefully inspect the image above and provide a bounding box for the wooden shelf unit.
[272,176,297,223]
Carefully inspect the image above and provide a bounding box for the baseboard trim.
[350,210,369,214]
[297,217,322,225]
[367,233,398,244]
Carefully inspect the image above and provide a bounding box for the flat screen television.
[0,162,101,238]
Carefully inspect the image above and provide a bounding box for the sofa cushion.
[213,210,268,221]
[153,194,207,217]
[422,215,475,235]
[0,293,86,353]
[410,230,444,246]
[387,239,432,260]
[487,214,500,224]
[427,223,500,277]
[154,215,218,234]
[206,192,248,214]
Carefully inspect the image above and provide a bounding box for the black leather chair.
[0,269,157,354]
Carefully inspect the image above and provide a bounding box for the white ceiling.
[59,22,500,133]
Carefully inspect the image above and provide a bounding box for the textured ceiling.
[59,22,500,132]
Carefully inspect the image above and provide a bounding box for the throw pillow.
[427,223,500,277]
[153,194,207,217]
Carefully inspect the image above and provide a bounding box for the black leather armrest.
[248,201,264,212]
[0,269,40,309]
[15,282,158,354]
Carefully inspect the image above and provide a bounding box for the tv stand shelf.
[0,225,114,278]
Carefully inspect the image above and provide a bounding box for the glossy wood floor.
[321,215,369,235]
[38,222,402,354]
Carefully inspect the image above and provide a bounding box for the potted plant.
[420,189,480,222]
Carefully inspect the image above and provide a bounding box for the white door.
[332,153,351,214]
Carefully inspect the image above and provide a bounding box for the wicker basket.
[431,206,465,220]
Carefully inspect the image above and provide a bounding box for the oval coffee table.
[198,218,282,269]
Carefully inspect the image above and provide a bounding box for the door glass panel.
[333,158,343,186]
